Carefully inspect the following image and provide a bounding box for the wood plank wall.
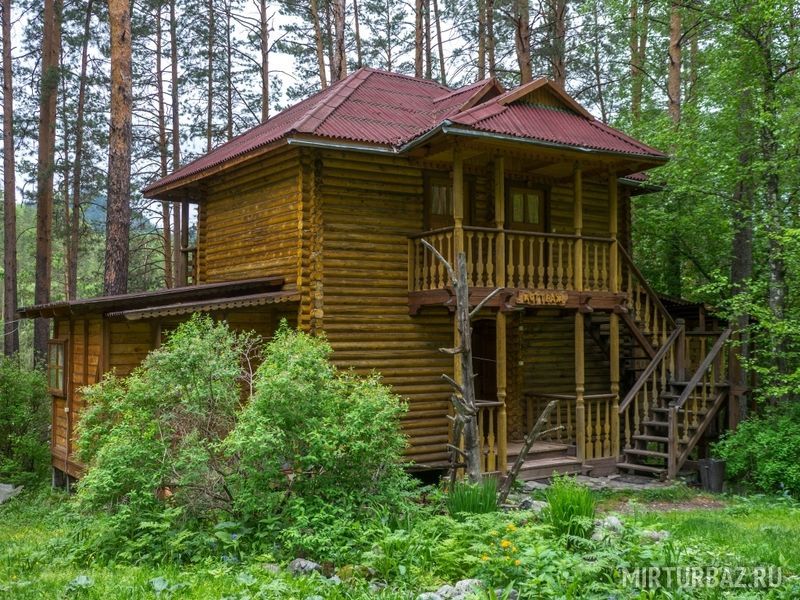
[317,150,455,465]
[197,148,301,290]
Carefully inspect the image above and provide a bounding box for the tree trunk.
[486,0,495,77]
[414,0,423,77]
[206,0,215,152]
[155,0,173,287]
[169,0,182,283]
[667,1,681,125]
[424,0,432,79]
[67,0,94,300]
[629,0,649,123]
[2,0,18,356]
[353,0,363,68]
[514,0,532,83]
[104,0,133,296]
[331,0,346,81]
[550,0,566,87]
[310,0,327,88]
[225,0,233,140]
[432,0,446,85]
[477,0,486,80]
[33,0,62,364]
[259,0,269,121]
[591,0,607,122]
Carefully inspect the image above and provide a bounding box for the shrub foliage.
[715,402,800,497]
[72,316,414,562]
[0,357,49,485]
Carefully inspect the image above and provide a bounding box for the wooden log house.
[20,68,745,484]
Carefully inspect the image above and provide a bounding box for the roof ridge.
[292,68,372,133]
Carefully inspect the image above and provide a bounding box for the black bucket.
[698,458,725,493]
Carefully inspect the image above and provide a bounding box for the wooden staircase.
[507,441,591,481]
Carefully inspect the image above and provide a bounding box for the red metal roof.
[144,69,666,195]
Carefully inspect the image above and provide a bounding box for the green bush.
[73,315,257,561]
[225,322,416,562]
[445,478,498,519]
[715,402,800,497]
[540,475,596,543]
[0,356,49,485]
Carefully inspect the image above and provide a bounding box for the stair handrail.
[618,245,676,330]
[618,323,685,413]
[673,328,732,409]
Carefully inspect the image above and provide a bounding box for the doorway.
[472,319,497,402]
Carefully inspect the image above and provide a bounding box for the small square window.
[430,183,453,216]
[48,340,66,395]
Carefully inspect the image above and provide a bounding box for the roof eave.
[437,125,669,165]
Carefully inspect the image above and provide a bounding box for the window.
[48,340,66,395]
[430,182,453,217]
[510,188,543,226]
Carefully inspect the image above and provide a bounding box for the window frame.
[423,171,473,230]
[47,339,67,397]
[506,184,548,232]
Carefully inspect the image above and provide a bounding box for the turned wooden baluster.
[546,238,555,289]
[506,236,516,288]
[486,233,490,287]
[487,406,496,472]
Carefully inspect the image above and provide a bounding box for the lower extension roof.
[17,277,292,319]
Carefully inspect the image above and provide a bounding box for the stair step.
[616,462,666,475]
[641,420,668,428]
[624,448,669,459]
[632,434,668,443]
[515,456,587,481]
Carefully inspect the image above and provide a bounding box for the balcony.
[408,226,618,312]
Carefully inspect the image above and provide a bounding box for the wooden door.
[472,319,497,402]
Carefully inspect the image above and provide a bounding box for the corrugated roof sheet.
[144,69,666,195]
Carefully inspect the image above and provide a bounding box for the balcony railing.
[408,226,614,293]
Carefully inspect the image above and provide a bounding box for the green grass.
[630,496,800,572]
[2,484,799,598]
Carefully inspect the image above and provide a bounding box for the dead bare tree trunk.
[33,0,62,365]
[2,0,19,355]
[421,241,503,484]
[104,0,133,295]
[497,399,560,504]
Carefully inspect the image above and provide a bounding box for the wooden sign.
[516,289,569,307]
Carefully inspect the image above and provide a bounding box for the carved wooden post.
[573,163,586,460]
[493,157,508,473]
[608,170,620,458]
[178,198,189,286]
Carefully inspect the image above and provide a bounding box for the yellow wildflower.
[506,523,517,532]
[500,539,511,549]
[511,546,518,553]
[489,530,499,537]
[514,559,522,566]
[481,554,490,561]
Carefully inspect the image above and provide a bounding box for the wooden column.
[453,147,465,254]
[494,157,508,472]
[176,199,189,287]
[608,172,619,292]
[573,163,586,460]
[609,312,620,458]
[608,171,620,458]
